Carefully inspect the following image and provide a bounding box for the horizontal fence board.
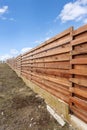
[31,79,69,103]
[44,61,70,69]
[72,49,87,55]
[31,47,70,59]
[30,72,70,87]
[22,27,72,57]
[71,36,87,46]
[70,87,87,99]
[70,97,87,111]
[32,75,69,96]
[32,68,70,78]
[70,78,87,87]
[70,58,87,64]
[73,24,87,36]
[29,53,70,63]
[32,68,70,74]
[70,69,87,76]
[70,105,87,123]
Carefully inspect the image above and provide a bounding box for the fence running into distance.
[7,24,87,123]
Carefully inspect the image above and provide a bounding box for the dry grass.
[0,63,74,130]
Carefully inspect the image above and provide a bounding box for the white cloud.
[0,6,15,22]
[1,16,7,20]
[9,18,16,22]
[34,40,42,44]
[46,30,53,36]
[10,49,18,55]
[21,47,32,54]
[0,54,12,61]
[1,17,16,22]
[34,37,50,44]
[0,47,32,61]
[45,37,50,41]
[0,49,19,61]
[84,18,87,23]
[58,0,87,23]
[0,6,8,15]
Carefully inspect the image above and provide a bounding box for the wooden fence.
[7,24,87,124]
[70,25,87,123]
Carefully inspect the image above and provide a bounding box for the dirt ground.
[0,63,74,130]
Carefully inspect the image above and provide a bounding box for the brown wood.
[70,105,87,123]
[71,36,87,46]
[70,58,87,64]
[70,69,87,76]
[70,78,87,88]
[73,24,87,36]
[70,97,87,111]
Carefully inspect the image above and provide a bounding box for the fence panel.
[70,24,87,123]
[20,27,72,103]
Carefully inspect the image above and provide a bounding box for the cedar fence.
[7,24,87,124]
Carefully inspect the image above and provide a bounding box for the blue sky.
[0,0,87,60]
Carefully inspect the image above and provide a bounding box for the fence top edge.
[73,24,87,36]
[21,26,73,57]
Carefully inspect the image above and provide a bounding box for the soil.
[0,63,74,130]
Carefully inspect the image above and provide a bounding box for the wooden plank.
[45,61,70,69]
[21,71,31,75]
[31,72,70,87]
[21,72,31,80]
[74,65,87,70]
[71,36,87,46]
[44,53,70,62]
[32,68,70,74]
[72,49,87,55]
[32,68,70,78]
[73,24,87,36]
[32,76,69,96]
[72,42,87,55]
[70,97,87,111]
[31,38,71,56]
[26,61,70,69]
[70,87,87,98]
[32,79,69,103]
[31,47,70,59]
[20,27,72,58]
[21,62,30,65]
[70,69,87,76]
[44,79,69,91]
[70,78,87,87]
[21,65,30,67]
[70,105,87,123]
[44,76,70,87]
[22,46,70,60]
[31,53,70,63]
[70,58,87,64]
[32,62,45,68]
[23,27,72,56]
[21,70,31,75]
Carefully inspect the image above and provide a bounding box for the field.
[0,63,74,130]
